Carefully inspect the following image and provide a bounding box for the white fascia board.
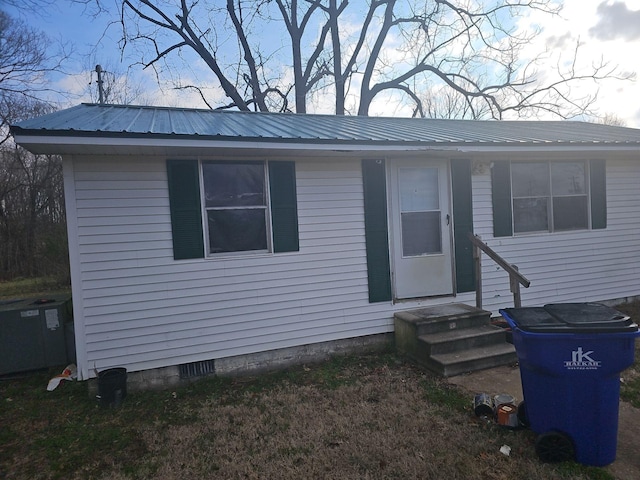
[13,133,640,157]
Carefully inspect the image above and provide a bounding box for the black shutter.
[451,159,475,293]
[166,160,204,260]
[269,161,299,253]
[590,159,607,230]
[491,161,513,237]
[362,159,392,303]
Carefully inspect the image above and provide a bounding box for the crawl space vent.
[179,359,215,379]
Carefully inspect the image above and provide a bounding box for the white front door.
[389,159,454,299]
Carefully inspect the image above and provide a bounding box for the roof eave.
[12,132,640,158]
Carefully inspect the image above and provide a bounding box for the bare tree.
[595,113,627,127]
[110,0,631,119]
[0,10,68,281]
[1,0,57,12]
[420,84,492,120]
[0,10,69,142]
[85,62,152,105]
[0,146,66,280]
[0,97,67,280]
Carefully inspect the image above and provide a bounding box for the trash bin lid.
[501,303,637,333]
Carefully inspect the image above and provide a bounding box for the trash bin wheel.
[535,431,575,463]
[517,401,529,428]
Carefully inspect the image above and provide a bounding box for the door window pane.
[401,211,441,256]
[399,167,439,212]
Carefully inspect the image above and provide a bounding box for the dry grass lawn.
[0,350,616,480]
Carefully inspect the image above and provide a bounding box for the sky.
[5,0,640,127]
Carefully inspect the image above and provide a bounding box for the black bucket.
[473,393,494,417]
[97,368,127,408]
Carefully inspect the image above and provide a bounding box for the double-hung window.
[512,161,589,233]
[166,159,298,260]
[491,159,607,237]
[202,161,269,254]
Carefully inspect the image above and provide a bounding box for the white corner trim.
[62,157,89,380]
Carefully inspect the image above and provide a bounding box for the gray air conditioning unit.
[0,295,74,375]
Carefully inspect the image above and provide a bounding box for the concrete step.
[395,303,491,338]
[394,303,516,378]
[427,343,517,377]
[417,324,509,356]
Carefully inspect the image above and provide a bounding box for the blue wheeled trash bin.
[500,303,639,466]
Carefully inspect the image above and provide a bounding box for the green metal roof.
[12,103,640,147]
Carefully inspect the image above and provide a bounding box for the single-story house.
[11,103,640,385]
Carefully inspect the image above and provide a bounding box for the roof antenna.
[95,65,105,104]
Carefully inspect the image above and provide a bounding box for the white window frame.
[200,160,273,257]
[511,160,591,234]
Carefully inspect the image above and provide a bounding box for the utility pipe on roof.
[95,65,105,105]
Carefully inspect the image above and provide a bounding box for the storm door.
[389,160,454,299]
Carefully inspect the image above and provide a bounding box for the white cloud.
[513,0,640,126]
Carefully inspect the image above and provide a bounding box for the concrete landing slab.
[448,365,640,480]
[448,363,523,401]
[396,303,489,323]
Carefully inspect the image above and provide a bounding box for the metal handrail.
[467,233,531,308]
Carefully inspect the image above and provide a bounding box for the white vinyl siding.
[67,154,640,380]
[70,156,396,378]
[473,157,640,312]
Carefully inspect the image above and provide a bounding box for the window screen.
[511,161,588,233]
[202,161,269,254]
